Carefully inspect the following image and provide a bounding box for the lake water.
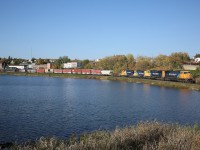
[0,75,200,144]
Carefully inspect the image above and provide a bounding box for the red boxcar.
[37,69,45,73]
[81,69,91,74]
[91,69,102,75]
[63,69,72,74]
[54,69,63,74]
[72,69,82,74]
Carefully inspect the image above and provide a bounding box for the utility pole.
[31,47,32,59]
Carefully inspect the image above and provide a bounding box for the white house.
[195,58,200,63]
[63,62,81,68]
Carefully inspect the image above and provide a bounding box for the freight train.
[2,67,195,83]
[120,70,194,83]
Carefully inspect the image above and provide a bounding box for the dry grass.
[3,121,200,150]
[196,77,200,84]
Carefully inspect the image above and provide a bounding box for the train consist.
[2,67,195,83]
[9,68,114,76]
[120,70,194,83]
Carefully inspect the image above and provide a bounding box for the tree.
[81,59,90,68]
[153,54,170,70]
[59,56,70,63]
[7,56,12,64]
[2,61,7,69]
[31,57,36,62]
[194,54,200,58]
[95,55,128,73]
[13,59,23,65]
[169,52,190,69]
[126,54,135,70]
[136,56,154,70]
[36,58,45,65]
[52,56,71,69]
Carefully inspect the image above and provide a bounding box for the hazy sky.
[0,0,200,60]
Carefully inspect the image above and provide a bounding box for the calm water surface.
[0,75,200,143]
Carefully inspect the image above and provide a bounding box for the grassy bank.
[1,72,200,91]
[2,121,200,150]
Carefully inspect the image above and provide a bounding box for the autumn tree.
[169,52,190,69]
[135,56,154,70]
[126,54,135,70]
[36,58,45,65]
[153,54,171,70]
[95,55,128,73]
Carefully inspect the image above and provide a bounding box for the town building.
[28,63,51,69]
[195,58,200,63]
[63,62,81,68]
[183,63,200,70]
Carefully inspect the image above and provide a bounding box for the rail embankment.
[2,121,200,150]
[1,72,200,91]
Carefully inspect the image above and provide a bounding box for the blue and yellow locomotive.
[120,70,194,83]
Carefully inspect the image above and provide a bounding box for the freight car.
[81,69,91,74]
[54,69,63,74]
[101,70,113,76]
[91,69,101,75]
[62,69,72,74]
[36,69,45,73]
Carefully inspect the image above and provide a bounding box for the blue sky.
[0,0,200,60]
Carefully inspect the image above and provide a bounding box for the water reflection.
[0,75,200,144]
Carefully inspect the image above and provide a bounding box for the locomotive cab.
[179,71,193,81]
[120,70,134,77]
[144,70,151,78]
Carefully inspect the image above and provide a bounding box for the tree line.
[87,52,193,73]
[1,52,200,73]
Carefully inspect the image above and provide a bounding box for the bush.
[191,68,200,78]
[6,121,200,150]
[196,77,200,84]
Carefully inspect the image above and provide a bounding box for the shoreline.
[1,121,200,149]
[1,72,200,91]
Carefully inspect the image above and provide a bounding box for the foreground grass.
[2,121,200,150]
[1,72,200,91]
